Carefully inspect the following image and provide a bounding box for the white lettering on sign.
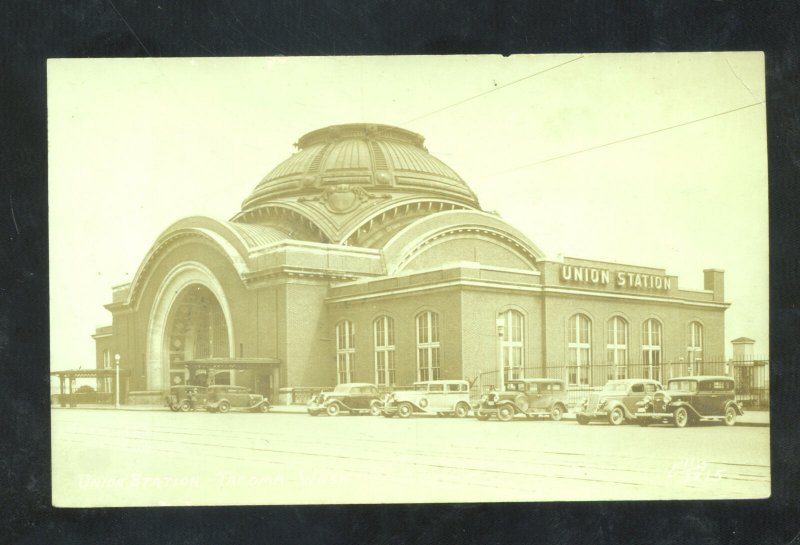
[561,265,610,285]
[561,265,671,291]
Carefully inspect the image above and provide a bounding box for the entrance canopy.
[181,357,281,387]
[182,357,280,371]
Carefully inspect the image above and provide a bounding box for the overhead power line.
[489,100,766,177]
[402,55,585,126]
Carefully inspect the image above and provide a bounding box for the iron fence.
[468,357,769,409]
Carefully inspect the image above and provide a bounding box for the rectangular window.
[373,316,395,386]
[416,312,441,381]
[336,320,355,384]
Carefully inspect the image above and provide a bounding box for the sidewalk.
[51,404,770,426]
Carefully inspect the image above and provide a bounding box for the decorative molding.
[298,184,391,214]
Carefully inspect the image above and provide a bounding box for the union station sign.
[560,264,672,291]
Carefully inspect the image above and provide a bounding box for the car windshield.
[602,382,629,392]
[668,380,698,392]
[332,384,351,394]
[414,384,428,391]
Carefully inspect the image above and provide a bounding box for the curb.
[50,406,770,426]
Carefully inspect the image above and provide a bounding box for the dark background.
[1,1,799,544]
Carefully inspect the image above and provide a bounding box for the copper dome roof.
[240,123,480,212]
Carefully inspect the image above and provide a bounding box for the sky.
[47,53,768,372]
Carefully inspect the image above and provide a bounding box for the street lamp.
[496,315,506,392]
[114,354,121,409]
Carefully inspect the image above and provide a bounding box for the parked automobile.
[166,385,208,412]
[635,375,743,427]
[474,379,568,421]
[205,385,270,413]
[381,380,472,418]
[307,383,382,416]
[576,379,664,425]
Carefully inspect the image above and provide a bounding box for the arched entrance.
[165,284,231,387]
[146,262,235,391]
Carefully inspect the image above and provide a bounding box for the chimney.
[703,268,725,303]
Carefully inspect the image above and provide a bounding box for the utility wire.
[488,100,766,177]
[401,55,585,126]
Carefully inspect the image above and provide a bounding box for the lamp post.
[114,353,121,409]
[496,315,506,392]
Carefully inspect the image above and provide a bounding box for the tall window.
[606,316,629,379]
[501,310,525,380]
[642,319,663,380]
[373,316,396,386]
[416,311,440,381]
[567,314,592,385]
[687,321,703,363]
[336,320,355,384]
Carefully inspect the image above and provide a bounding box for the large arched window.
[567,314,592,385]
[606,316,629,379]
[501,310,525,380]
[687,321,704,363]
[641,318,663,380]
[336,320,355,384]
[416,311,440,381]
[373,316,396,386]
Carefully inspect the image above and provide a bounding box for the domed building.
[93,123,729,404]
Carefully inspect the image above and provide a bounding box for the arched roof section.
[382,210,545,275]
[125,216,294,308]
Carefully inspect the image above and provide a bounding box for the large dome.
[240,124,480,211]
[233,124,482,246]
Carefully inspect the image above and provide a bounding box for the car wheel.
[369,401,382,416]
[169,405,180,412]
[179,401,191,412]
[218,401,231,414]
[550,404,564,421]
[608,407,624,426]
[397,402,413,419]
[673,406,689,428]
[454,402,470,418]
[258,403,270,413]
[326,403,340,417]
[576,415,590,425]
[724,406,737,426]
[497,405,514,422]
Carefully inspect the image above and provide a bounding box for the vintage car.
[635,375,743,427]
[205,385,270,413]
[474,379,568,421]
[576,378,664,425]
[381,380,472,418]
[166,385,207,412]
[307,383,382,416]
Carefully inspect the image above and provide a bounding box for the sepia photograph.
[47,53,769,507]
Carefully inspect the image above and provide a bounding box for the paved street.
[52,408,770,507]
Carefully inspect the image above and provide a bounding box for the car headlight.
[598,399,608,409]
[480,394,488,403]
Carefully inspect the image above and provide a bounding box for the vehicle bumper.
[635,409,673,419]
[576,410,609,419]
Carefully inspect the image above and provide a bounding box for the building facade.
[94,124,728,403]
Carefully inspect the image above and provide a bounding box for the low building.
[93,123,729,403]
